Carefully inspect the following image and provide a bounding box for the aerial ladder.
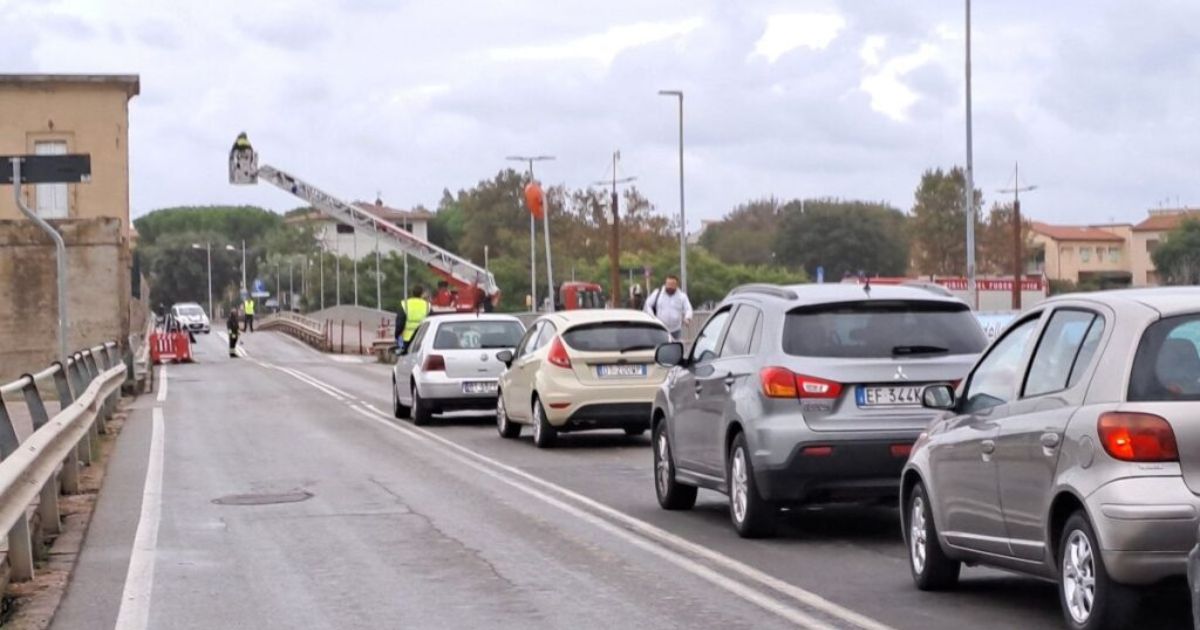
[228,134,499,311]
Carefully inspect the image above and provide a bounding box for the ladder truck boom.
[228,135,499,309]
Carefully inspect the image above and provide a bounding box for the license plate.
[856,385,923,407]
[597,364,647,378]
[462,381,498,394]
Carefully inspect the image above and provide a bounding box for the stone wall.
[0,217,129,380]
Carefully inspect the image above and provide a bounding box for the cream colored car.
[495,310,670,448]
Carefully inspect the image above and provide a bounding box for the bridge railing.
[0,342,125,582]
[259,311,330,351]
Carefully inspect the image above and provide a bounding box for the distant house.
[1130,209,1200,286]
[1029,222,1130,288]
[285,197,434,260]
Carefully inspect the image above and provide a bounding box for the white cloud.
[860,34,886,67]
[489,16,703,66]
[752,12,845,62]
[860,41,941,121]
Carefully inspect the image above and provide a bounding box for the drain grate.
[212,490,313,506]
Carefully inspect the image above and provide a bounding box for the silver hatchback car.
[652,284,987,537]
[903,288,1200,630]
[392,314,526,425]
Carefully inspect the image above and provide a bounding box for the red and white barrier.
[150,330,193,364]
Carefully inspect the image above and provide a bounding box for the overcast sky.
[4,0,1198,228]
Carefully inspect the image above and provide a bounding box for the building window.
[1080,247,1091,263]
[1147,239,1160,254]
[1108,247,1120,263]
[34,141,69,219]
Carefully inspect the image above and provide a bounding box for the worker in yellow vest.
[243,297,256,333]
[395,286,431,352]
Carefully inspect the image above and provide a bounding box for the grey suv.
[903,288,1200,630]
[652,283,987,537]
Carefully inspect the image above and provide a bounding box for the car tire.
[653,422,697,510]
[1058,512,1138,630]
[496,391,521,439]
[411,383,433,426]
[531,398,557,449]
[727,433,774,538]
[392,377,409,419]
[624,427,646,437]
[907,482,961,591]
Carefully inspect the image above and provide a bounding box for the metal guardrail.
[0,342,124,582]
[259,312,329,350]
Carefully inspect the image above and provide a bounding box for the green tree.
[978,202,1034,276]
[698,198,782,266]
[909,167,983,276]
[773,198,909,279]
[1152,218,1200,285]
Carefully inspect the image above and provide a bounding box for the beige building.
[1129,209,1200,286]
[0,74,139,236]
[0,74,140,379]
[1030,222,1131,288]
[285,198,433,259]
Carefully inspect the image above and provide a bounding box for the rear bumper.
[537,371,662,426]
[1087,476,1200,585]
[418,377,499,410]
[755,437,919,504]
[559,403,652,433]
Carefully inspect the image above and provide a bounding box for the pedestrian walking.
[243,296,256,333]
[226,306,241,357]
[644,274,693,341]
[395,286,431,353]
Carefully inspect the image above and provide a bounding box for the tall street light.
[964,0,977,309]
[191,241,213,317]
[506,155,555,311]
[658,89,687,294]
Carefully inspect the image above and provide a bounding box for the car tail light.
[760,367,842,399]
[423,354,446,372]
[1098,412,1178,463]
[800,446,833,457]
[890,443,913,458]
[547,337,572,369]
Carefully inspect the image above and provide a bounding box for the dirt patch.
[2,400,129,630]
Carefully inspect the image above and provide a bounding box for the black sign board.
[335,223,356,234]
[0,154,91,185]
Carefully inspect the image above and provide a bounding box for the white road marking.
[155,366,167,402]
[114,407,166,630]
[267,362,893,630]
[329,355,366,364]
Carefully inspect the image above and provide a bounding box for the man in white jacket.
[644,274,693,341]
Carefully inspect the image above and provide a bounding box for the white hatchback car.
[495,309,670,448]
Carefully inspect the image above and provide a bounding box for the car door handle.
[723,372,736,389]
[1040,432,1061,450]
[980,440,996,455]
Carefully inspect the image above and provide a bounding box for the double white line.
[268,362,893,630]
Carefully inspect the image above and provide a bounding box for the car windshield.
[1129,314,1200,401]
[176,306,204,317]
[562,321,669,352]
[783,300,987,358]
[433,321,524,350]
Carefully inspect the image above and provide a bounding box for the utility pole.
[593,150,636,308]
[658,90,687,294]
[963,0,977,309]
[319,250,325,310]
[506,155,555,311]
[375,225,382,310]
[998,162,1037,310]
[353,228,359,307]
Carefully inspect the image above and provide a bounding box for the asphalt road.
[52,331,1192,629]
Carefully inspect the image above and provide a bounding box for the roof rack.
[729,284,798,300]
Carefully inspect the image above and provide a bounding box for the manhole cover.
[212,490,313,506]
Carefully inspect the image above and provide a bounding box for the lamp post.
[658,89,687,294]
[963,0,977,309]
[191,241,213,317]
[507,155,555,311]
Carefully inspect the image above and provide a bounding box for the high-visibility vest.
[244,299,255,315]
[402,298,430,342]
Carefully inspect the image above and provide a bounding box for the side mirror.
[496,350,514,368]
[921,384,957,411]
[655,342,685,368]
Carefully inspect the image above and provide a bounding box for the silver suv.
[652,283,987,537]
[903,288,1200,630]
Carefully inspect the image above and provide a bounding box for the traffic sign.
[0,155,91,184]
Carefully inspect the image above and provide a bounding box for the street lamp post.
[506,155,555,311]
[240,239,247,291]
[658,90,687,294]
[191,241,213,317]
[964,0,977,309]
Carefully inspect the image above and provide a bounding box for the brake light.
[547,337,572,369]
[1098,412,1178,463]
[801,446,834,457]
[423,354,446,372]
[890,443,914,458]
[759,367,842,399]
[761,367,798,398]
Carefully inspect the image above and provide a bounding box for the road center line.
[114,406,166,630]
[269,362,893,630]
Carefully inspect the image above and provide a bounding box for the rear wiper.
[619,344,657,354]
[892,345,949,356]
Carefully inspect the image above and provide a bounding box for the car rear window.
[1129,315,1200,401]
[177,306,204,316]
[562,322,669,352]
[783,300,987,358]
[433,321,524,350]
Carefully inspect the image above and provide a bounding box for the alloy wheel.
[910,495,927,574]
[731,446,749,524]
[656,432,672,495]
[1063,530,1097,624]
